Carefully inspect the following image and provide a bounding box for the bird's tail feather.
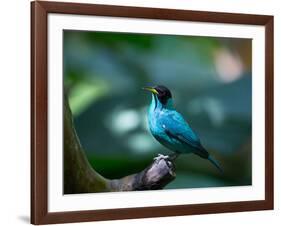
[208,155,223,173]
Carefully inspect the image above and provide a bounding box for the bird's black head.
[143,85,172,105]
[154,85,172,104]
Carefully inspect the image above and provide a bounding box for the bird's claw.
[154,154,170,162]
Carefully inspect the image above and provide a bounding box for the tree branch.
[64,93,176,194]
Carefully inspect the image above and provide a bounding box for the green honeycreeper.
[143,85,223,173]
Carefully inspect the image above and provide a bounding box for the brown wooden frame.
[31,1,274,224]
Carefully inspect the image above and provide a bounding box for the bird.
[143,85,223,173]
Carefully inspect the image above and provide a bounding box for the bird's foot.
[154,154,170,163]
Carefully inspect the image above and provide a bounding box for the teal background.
[64,30,252,190]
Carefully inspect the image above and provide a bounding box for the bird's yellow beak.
[142,87,159,95]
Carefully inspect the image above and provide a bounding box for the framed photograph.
[31,1,274,224]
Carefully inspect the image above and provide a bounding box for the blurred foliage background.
[64,30,252,190]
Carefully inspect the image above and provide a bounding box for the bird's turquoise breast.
[148,104,191,154]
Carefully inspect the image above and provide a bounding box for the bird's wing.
[160,111,209,158]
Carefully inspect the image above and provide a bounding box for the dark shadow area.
[18,216,30,224]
